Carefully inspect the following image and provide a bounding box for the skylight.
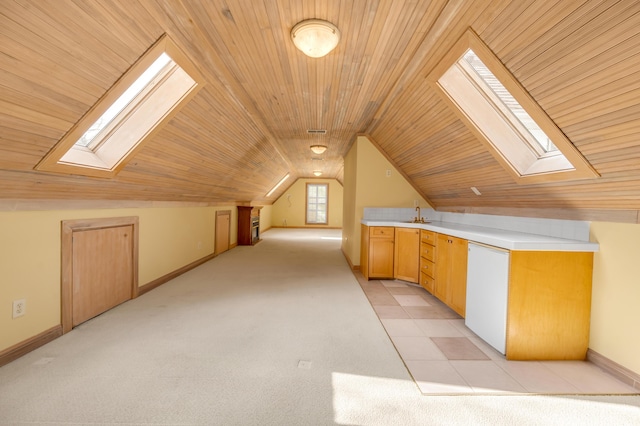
[36,35,204,178]
[427,29,598,183]
[266,173,290,197]
[74,53,172,149]
[461,50,558,154]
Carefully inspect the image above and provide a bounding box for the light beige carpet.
[0,228,639,425]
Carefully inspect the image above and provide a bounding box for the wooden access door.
[61,217,139,333]
[72,225,134,326]
[394,227,420,283]
[215,210,231,254]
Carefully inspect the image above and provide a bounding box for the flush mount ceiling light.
[313,170,322,176]
[291,19,340,58]
[310,145,327,154]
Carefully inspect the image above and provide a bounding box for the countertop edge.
[361,220,599,252]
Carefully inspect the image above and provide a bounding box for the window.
[36,35,204,178]
[427,29,598,183]
[306,183,328,225]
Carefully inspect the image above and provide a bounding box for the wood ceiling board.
[1,1,640,217]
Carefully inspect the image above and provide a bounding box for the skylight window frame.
[36,35,204,178]
[75,53,174,151]
[427,29,598,184]
[456,55,557,158]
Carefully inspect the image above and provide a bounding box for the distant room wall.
[271,178,343,228]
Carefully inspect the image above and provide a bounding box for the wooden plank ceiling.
[1,0,640,215]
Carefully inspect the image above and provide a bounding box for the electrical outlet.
[197,241,202,249]
[13,299,26,319]
[385,169,392,177]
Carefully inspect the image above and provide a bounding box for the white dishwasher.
[465,243,510,355]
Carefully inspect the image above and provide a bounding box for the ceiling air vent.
[307,129,327,135]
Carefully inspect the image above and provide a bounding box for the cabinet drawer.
[421,230,436,245]
[371,226,394,238]
[420,244,435,262]
[420,258,435,278]
[420,272,435,294]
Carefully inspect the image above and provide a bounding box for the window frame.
[36,35,204,178]
[305,182,329,225]
[426,29,598,184]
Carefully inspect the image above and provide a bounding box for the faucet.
[414,206,423,223]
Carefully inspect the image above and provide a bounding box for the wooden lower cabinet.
[361,223,595,360]
[506,251,593,360]
[419,230,436,293]
[394,227,420,283]
[361,225,395,279]
[466,245,593,360]
[434,233,468,316]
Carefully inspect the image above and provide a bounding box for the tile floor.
[355,273,639,395]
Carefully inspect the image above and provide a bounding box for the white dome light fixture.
[310,145,327,154]
[291,19,340,58]
[313,170,323,176]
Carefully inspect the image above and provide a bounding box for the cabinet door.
[435,234,468,316]
[448,236,468,317]
[394,228,420,283]
[369,238,395,278]
[506,251,593,360]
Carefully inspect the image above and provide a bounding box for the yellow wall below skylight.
[342,135,431,266]
[0,205,232,353]
[589,222,640,374]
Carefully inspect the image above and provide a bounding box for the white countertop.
[361,220,599,252]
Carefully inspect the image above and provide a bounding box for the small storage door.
[72,225,134,327]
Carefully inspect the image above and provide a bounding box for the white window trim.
[427,29,598,184]
[36,35,205,178]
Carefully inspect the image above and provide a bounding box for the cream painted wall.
[341,135,430,266]
[0,205,235,352]
[259,204,272,232]
[342,142,358,266]
[271,178,343,228]
[589,222,640,374]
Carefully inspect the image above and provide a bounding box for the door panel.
[215,211,230,254]
[434,233,450,301]
[370,238,394,278]
[394,228,419,283]
[449,236,468,317]
[72,225,133,326]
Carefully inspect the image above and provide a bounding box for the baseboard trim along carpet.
[341,247,360,271]
[138,252,218,297]
[1,251,229,368]
[0,325,62,368]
